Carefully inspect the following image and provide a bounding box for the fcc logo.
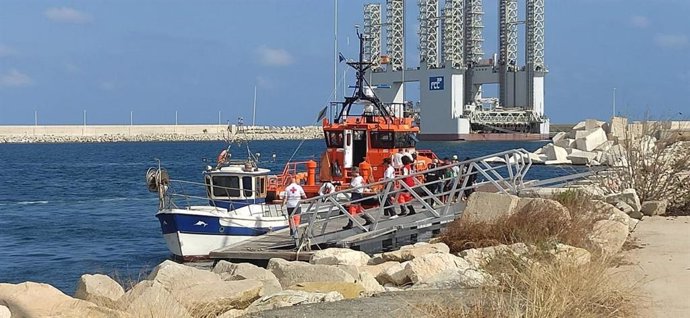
[429,76,444,91]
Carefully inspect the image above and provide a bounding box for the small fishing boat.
[147,156,291,261]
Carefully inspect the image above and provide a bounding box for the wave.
[15,200,50,205]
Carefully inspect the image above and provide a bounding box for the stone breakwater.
[0,125,323,143]
[0,187,649,317]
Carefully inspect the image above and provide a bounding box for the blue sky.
[0,0,688,125]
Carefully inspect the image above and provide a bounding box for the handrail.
[292,148,533,250]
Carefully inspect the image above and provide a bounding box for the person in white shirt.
[343,168,375,229]
[392,149,404,169]
[281,176,306,238]
[382,158,397,218]
[318,180,336,196]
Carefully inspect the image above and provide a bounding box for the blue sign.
[429,76,444,90]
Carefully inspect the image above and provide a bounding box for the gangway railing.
[291,148,534,251]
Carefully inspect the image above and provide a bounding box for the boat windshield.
[370,131,417,148]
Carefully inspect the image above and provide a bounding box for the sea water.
[0,140,585,294]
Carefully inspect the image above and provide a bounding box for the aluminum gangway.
[209,148,534,261]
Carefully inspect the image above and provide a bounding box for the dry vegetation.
[440,190,597,254]
[608,120,690,215]
[428,190,638,318]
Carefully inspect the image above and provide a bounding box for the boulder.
[148,260,222,291]
[463,192,520,223]
[376,261,411,286]
[572,121,587,130]
[0,305,9,318]
[515,197,571,221]
[310,248,371,266]
[566,151,598,165]
[356,272,385,294]
[544,144,569,161]
[244,290,343,314]
[0,282,103,318]
[73,274,125,309]
[595,140,614,152]
[403,253,473,285]
[641,200,668,216]
[217,309,245,318]
[410,267,495,290]
[287,282,364,299]
[267,258,355,288]
[174,279,263,310]
[605,189,642,212]
[381,242,450,262]
[367,253,385,265]
[117,280,191,318]
[213,261,282,296]
[552,131,568,144]
[459,243,532,268]
[575,128,608,152]
[614,201,634,214]
[588,220,629,256]
[358,261,399,278]
[628,210,644,220]
[555,138,576,149]
[585,119,608,132]
[550,244,591,266]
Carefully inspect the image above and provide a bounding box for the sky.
[0,0,688,126]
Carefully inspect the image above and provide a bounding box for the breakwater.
[0,124,323,143]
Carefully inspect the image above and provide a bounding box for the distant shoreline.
[0,124,323,144]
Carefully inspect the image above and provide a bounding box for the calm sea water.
[0,140,585,294]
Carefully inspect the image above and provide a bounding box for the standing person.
[318,180,336,196]
[343,168,375,229]
[398,156,417,216]
[424,162,441,207]
[281,176,306,239]
[382,158,397,218]
[392,149,404,169]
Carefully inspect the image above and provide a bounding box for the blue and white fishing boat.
[147,155,289,261]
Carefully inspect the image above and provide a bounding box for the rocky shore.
[0,125,323,143]
[0,186,656,318]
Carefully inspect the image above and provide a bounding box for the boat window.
[394,132,417,148]
[370,131,394,148]
[324,131,344,148]
[242,176,253,198]
[256,176,267,197]
[212,176,240,197]
[205,176,212,197]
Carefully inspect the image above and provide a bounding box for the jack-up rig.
[360,0,548,140]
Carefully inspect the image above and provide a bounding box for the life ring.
[217,150,228,164]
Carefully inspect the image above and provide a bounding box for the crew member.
[343,168,375,229]
[281,176,307,238]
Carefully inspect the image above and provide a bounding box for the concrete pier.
[0,124,323,143]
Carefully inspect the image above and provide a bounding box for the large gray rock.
[381,242,450,262]
[73,274,125,309]
[0,282,123,318]
[358,261,399,278]
[587,220,629,256]
[357,272,385,294]
[575,128,608,152]
[410,267,495,290]
[641,200,668,216]
[213,261,282,296]
[515,197,571,221]
[376,261,411,286]
[458,243,532,268]
[403,253,474,285]
[463,192,520,223]
[267,258,355,288]
[117,280,191,318]
[310,248,371,266]
[550,244,591,266]
[614,201,634,214]
[566,151,598,165]
[148,260,222,291]
[544,144,569,161]
[174,279,263,310]
[605,189,642,212]
[243,290,343,314]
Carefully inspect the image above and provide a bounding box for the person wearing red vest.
[398,156,416,216]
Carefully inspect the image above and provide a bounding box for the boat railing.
[291,148,534,250]
[162,179,278,215]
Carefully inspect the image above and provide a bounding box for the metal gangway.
[210,148,536,261]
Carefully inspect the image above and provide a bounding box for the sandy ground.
[618,216,690,317]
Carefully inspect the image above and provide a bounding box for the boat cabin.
[203,161,270,210]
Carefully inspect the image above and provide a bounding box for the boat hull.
[156,206,288,260]
[419,133,549,141]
